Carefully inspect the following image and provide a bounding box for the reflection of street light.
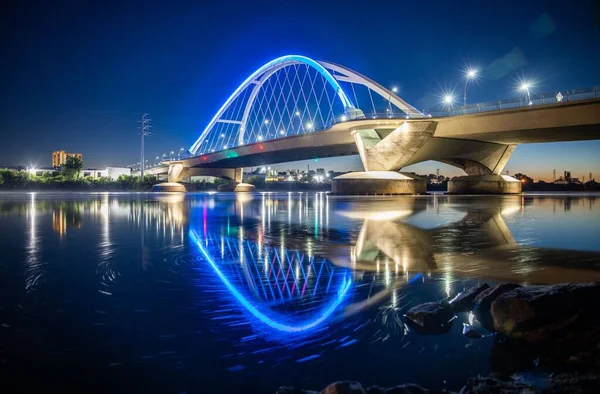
[464,69,478,110]
[520,82,533,105]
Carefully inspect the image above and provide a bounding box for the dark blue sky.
[1,0,599,179]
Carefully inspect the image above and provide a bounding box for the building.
[81,167,131,180]
[52,150,83,168]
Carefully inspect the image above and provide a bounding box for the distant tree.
[0,169,29,189]
[62,156,83,179]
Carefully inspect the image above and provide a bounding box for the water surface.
[1,192,599,393]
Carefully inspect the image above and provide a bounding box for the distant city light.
[341,115,347,121]
[223,145,228,149]
[279,129,285,135]
[221,133,225,137]
[264,119,269,124]
[295,111,300,116]
[391,86,398,93]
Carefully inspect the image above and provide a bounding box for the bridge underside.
[143,99,600,192]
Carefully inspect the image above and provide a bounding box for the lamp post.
[463,69,477,112]
[520,82,532,106]
[155,156,159,166]
[388,86,398,116]
[179,148,184,160]
[170,150,174,161]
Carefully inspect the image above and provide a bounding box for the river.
[1,192,599,393]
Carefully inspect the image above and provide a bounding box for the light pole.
[170,150,174,161]
[520,82,532,106]
[388,86,398,116]
[155,156,159,166]
[179,148,184,160]
[463,69,477,112]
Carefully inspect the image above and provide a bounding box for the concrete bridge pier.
[332,119,524,195]
[447,174,521,194]
[332,121,434,195]
[152,164,256,192]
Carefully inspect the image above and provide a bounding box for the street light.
[155,156,159,165]
[170,150,174,160]
[520,82,533,105]
[443,94,454,106]
[464,69,478,110]
[179,147,184,160]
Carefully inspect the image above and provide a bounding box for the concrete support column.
[448,175,522,194]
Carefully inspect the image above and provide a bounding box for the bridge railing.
[422,85,600,118]
[331,85,600,121]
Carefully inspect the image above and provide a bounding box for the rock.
[277,387,318,394]
[491,282,600,343]
[405,301,455,335]
[385,384,431,393]
[462,323,482,339]
[450,283,490,313]
[321,381,366,394]
[543,373,600,394]
[459,375,536,394]
[473,283,521,331]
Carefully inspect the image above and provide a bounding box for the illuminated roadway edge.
[189,229,353,333]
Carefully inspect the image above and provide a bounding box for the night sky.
[2,0,600,180]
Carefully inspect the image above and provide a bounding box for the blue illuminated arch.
[189,55,355,154]
[189,230,352,333]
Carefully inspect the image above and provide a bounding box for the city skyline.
[1,1,599,180]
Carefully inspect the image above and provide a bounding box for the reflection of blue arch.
[190,230,352,333]
[189,55,355,154]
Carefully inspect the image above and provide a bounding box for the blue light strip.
[190,55,354,154]
[190,230,352,333]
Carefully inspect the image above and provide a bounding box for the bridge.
[143,55,600,194]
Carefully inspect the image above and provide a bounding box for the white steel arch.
[320,61,423,118]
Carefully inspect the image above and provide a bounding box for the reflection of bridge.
[143,55,600,194]
[331,197,600,284]
[188,228,352,335]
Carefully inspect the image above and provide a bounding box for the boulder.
[321,381,366,394]
[491,282,600,343]
[405,301,455,335]
[473,283,521,331]
[277,387,318,394]
[449,283,490,313]
[543,373,600,394]
[458,375,536,394]
[384,384,432,393]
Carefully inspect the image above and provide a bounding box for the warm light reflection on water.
[1,192,599,393]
